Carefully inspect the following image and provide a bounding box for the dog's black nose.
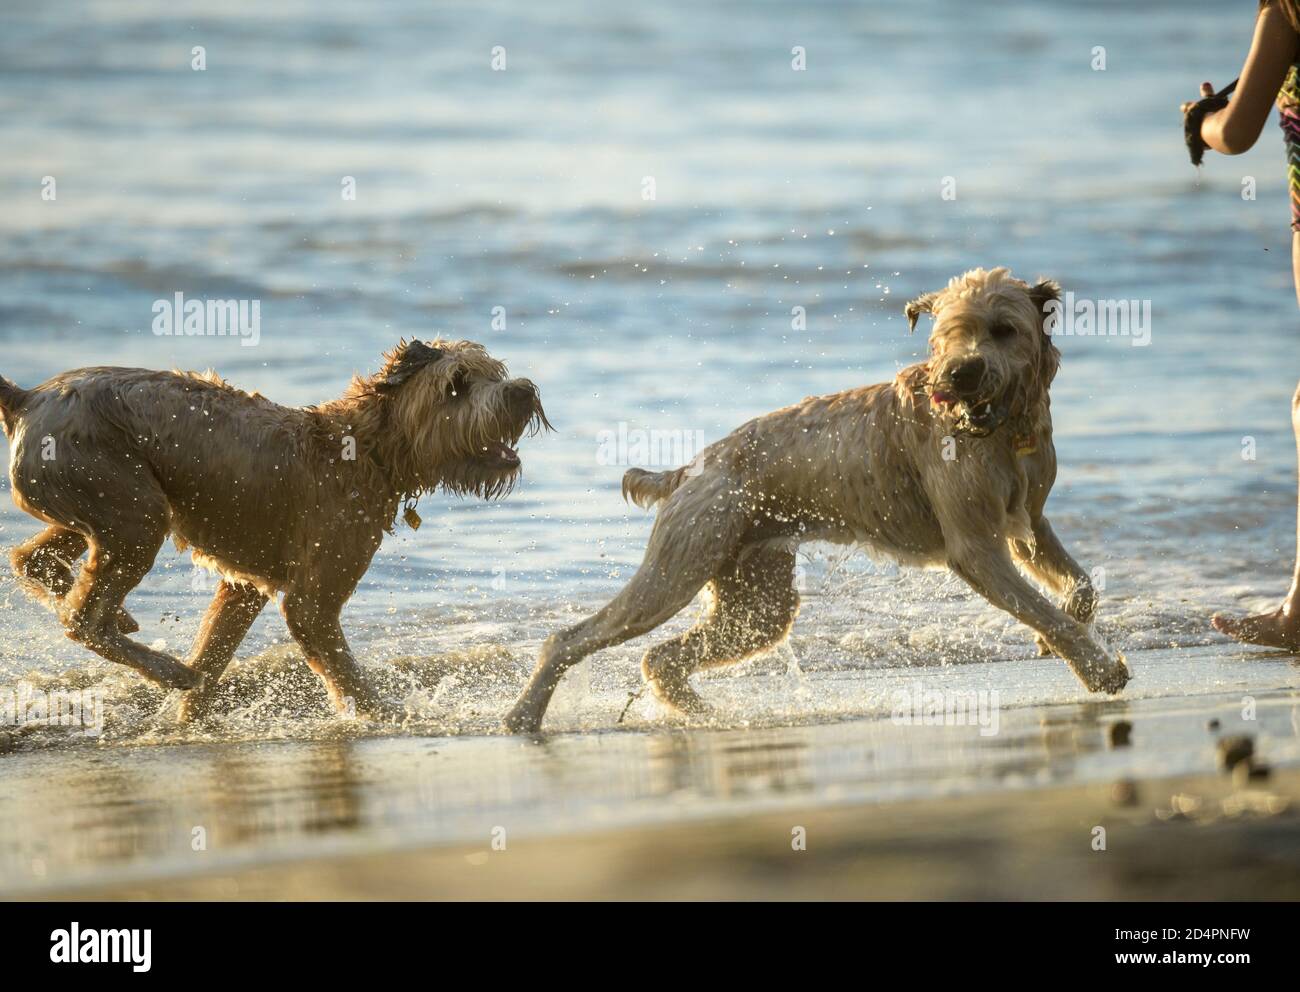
[950,357,985,395]
[507,380,538,416]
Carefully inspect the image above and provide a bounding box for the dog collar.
[1013,433,1037,457]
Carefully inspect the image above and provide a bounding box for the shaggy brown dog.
[0,338,547,721]
[504,267,1129,733]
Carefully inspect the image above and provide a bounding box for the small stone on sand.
[1110,779,1139,806]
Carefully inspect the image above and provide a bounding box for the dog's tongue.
[930,389,957,407]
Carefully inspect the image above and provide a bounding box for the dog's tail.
[621,466,689,510]
[0,376,30,436]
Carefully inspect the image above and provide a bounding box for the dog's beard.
[438,453,522,500]
[951,395,1009,437]
[435,402,549,500]
[929,385,1010,438]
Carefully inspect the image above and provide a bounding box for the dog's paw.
[1093,651,1130,694]
[150,690,185,724]
[671,698,715,721]
[175,687,216,724]
[116,608,140,634]
[1034,633,1053,657]
[1062,582,1098,625]
[1049,623,1129,694]
[646,677,710,717]
[331,688,400,724]
[142,655,203,690]
[1075,646,1130,694]
[501,706,543,735]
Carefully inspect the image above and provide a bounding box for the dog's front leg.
[176,581,268,723]
[951,539,1128,693]
[1011,516,1098,656]
[282,593,385,719]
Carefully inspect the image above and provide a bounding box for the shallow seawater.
[1,1,1300,890]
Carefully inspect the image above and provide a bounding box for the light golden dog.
[505,267,1129,733]
[0,338,548,721]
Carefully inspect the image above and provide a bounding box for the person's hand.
[1181,81,1215,115]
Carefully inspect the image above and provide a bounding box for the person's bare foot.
[1211,606,1300,652]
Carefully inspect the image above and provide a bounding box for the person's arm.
[1193,3,1298,155]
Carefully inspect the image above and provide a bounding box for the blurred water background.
[1,0,1299,894]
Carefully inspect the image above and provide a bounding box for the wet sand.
[3,644,1299,900]
[34,767,1300,901]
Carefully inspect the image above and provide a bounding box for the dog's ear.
[1028,279,1061,327]
[378,340,444,394]
[1029,279,1062,387]
[904,291,941,332]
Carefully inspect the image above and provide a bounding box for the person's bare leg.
[1212,377,1300,650]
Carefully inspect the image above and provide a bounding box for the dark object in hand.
[1184,79,1238,166]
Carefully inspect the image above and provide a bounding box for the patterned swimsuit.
[1279,63,1300,231]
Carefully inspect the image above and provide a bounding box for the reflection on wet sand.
[2,669,1297,897]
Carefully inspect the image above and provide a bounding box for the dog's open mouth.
[474,440,521,468]
[439,438,525,500]
[438,398,549,500]
[930,389,1009,437]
